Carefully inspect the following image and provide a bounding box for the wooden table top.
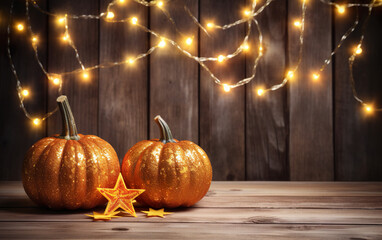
[0,181,381,239]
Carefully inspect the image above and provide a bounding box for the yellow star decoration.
[85,211,121,221]
[97,173,145,217]
[141,208,173,218]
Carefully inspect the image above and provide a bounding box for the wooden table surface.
[0,181,382,239]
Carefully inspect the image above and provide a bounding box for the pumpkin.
[122,115,212,208]
[22,95,120,209]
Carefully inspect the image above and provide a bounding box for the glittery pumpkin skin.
[22,134,120,210]
[122,139,212,208]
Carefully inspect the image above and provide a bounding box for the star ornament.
[85,211,121,221]
[97,173,145,217]
[141,208,173,218]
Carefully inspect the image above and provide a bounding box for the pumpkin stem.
[57,95,80,140]
[154,115,176,144]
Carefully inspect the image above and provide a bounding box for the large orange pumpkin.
[122,116,212,208]
[22,95,120,209]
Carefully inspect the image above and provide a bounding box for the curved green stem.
[56,95,80,140]
[154,115,176,144]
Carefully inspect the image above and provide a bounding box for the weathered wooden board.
[245,0,289,180]
[47,0,99,136]
[334,2,382,180]
[1,222,382,240]
[99,0,148,160]
[288,0,334,180]
[0,0,47,180]
[149,0,199,143]
[199,0,246,180]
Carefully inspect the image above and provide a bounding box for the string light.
[106,11,115,19]
[21,89,29,97]
[312,73,320,81]
[131,17,138,25]
[217,55,225,62]
[223,84,230,92]
[364,105,374,114]
[294,20,302,27]
[6,0,382,125]
[337,5,346,14]
[185,37,193,46]
[16,23,24,31]
[257,88,264,96]
[157,1,164,8]
[82,71,90,80]
[158,39,166,48]
[33,118,41,126]
[127,58,135,64]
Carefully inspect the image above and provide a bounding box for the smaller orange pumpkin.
[122,116,212,208]
[22,95,120,209]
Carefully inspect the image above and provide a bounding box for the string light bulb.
[287,70,294,79]
[364,104,374,114]
[21,89,29,97]
[158,39,166,48]
[242,43,249,51]
[82,71,90,80]
[223,84,231,92]
[157,1,164,8]
[31,36,38,44]
[243,9,251,17]
[127,58,135,64]
[57,17,65,25]
[312,73,320,81]
[106,11,115,19]
[337,5,346,14]
[119,0,125,3]
[355,45,362,55]
[217,55,225,62]
[294,20,302,27]
[257,88,264,96]
[33,118,41,126]
[131,17,138,25]
[16,23,24,31]
[62,33,69,42]
[206,22,214,29]
[185,37,193,46]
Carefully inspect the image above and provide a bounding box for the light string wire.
[6,0,382,125]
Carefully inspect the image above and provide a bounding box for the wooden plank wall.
[0,0,381,181]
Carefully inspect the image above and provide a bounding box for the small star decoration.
[141,208,173,218]
[85,211,121,221]
[97,173,145,217]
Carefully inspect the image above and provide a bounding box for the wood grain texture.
[0,0,47,180]
[200,0,246,180]
[1,223,381,240]
[245,0,288,180]
[149,0,199,143]
[334,4,382,180]
[288,0,334,180]
[99,0,148,161]
[1,181,382,239]
[47,0,99,136]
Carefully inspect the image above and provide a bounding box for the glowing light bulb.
[217,55,225,62]
[32,36,38,44]
[119,0,125,3]
[355,46,362,55]
[53,77,61,85]
[206,22,214,29]
[242,43,249,51]
[312,73,320,81]
[287,71,294,79]
[364,104,374,114]
[157,1,164,7]
[127,58,135,64]
[158,39,166,48]
[259,46,263,52]
[131,17,138,25]
[33,118,41,126]
[243,9,251,17]
[293,20,301,27]
[106,11,115,19]
[82,71,89,80]
[16,23,24,31]
[62,33,69,42]
[58,17,65,25]
[223,84,230,92]
[21,89,29,97]
[185,37,193,45]
[257,88,264,96]
[337,5,345,14]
